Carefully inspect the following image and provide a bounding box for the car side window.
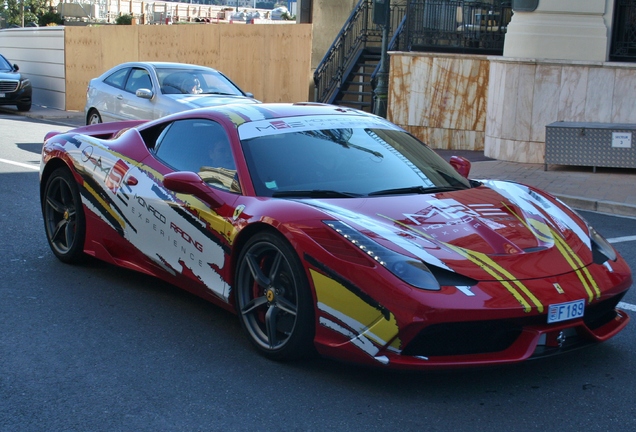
[104,68,130,89]
[124,68,152,93]
[154,119,240,193]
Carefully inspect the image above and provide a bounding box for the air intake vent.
[0,80,19,92]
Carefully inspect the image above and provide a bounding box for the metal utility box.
[545,122,636,171]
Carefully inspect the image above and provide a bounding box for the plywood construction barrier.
[64,23,313,111]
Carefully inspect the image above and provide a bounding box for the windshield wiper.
[368,185,466,196]
[272,190,362,198]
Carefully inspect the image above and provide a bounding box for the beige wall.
[64,23,313,111]
[310,0,358,70]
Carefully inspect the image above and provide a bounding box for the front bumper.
[0,82,32,106]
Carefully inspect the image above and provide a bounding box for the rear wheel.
[235,232,315,360]
[87,109,102,125]
[42,167,86,263]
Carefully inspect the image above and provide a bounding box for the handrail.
[370,12,408,89]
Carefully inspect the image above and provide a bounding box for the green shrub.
[116,14,133,25]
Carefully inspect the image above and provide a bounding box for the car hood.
[0,70,20,80]
[301,180,594,281]
[164,94,260,108]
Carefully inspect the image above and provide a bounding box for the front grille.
[584,292,626,330]
[0,80,19,92]
[402,320,523,357]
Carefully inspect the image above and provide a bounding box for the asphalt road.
[1,114,636,431]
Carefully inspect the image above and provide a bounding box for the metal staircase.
[313,0,406,113]
[334,47,381,111]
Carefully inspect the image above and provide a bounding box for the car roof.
[115,61,219,71]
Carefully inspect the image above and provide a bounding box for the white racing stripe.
[608,235,636,244]
[618,302,636,312]
[0,158,39,171]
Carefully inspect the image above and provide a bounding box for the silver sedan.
[84,62,259,124]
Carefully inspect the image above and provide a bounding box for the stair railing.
[313,0,376,104]
[314,0,407,105]
[370,10,408,95]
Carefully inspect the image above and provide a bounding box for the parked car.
[84,62,259,125]
[40,103,631,369]
[0,54,32,112]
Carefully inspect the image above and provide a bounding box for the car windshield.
[240,124,472,198]
[0,55,13,71]
[156,68,243,96]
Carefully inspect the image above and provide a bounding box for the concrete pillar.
[503,0,609,62]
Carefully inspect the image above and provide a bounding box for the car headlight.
[19,78,31,90]
[324,220,441,290]
[589,225,617,264]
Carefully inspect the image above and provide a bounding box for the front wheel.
[17,102,31,112]
[42,167,86,263]
[235,232,315,360]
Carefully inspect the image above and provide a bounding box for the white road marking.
[618,302,636,312]
[608,235,636,244]
[0,158,39,171]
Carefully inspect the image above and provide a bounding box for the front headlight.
[19,78,31,90]
[324,220,440,290]
[589,225,617,264]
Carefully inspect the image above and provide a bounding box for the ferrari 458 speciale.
[40,103,631,369]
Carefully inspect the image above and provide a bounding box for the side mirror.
[244,92,254,98]
[136,88,153,100]
[163,171,223,208]
[13,64,19,72]
[449,155,471,178]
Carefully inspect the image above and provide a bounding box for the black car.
[0,54,32,112]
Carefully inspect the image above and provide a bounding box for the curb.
[554,194,636,218]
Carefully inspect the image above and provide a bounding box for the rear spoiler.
[44,120,148,142]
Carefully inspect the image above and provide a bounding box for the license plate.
[548,299,585,323]
[0,93,4,98]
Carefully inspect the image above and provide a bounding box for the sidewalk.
[6,105,636,218]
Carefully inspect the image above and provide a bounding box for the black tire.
[235,232,315,360]
[87,109,102,125]
[42,167,87,263]
[17,102,31,112]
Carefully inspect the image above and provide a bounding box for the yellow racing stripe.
[310,269,400,347]
[383,215,543,313]
[505,203,601,301]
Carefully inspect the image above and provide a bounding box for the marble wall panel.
[510,64,535,142]
[558,66,589,122]
[408,56,434,127]
[530,64,562,142]
[612,69,636,124]
[486,61,505,138]
[388,53,489,152]
[387,55,411,126]
[585,67,614,123]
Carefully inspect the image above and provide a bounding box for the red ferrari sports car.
[39,103,631,369]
